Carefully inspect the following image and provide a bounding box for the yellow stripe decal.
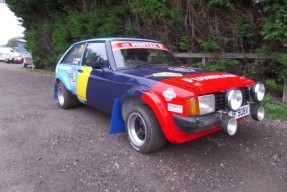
[77,66,92,101]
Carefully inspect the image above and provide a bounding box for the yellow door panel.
[77,66,92,101]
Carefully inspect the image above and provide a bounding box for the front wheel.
[126,105,166,153]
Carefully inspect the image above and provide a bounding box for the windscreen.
[111,41,182,68]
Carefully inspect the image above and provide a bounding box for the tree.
[4,0,286,69]
[4,37,21,49]
[272,54,287,103]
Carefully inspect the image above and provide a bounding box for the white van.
[0,47,21,63]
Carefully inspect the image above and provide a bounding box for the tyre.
[126,105,166,153]
[57,81,78,109]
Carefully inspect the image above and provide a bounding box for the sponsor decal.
[72,58,81,64]
[183,74,237,82]
[56,65,72,71]
[112,41,168,50]
[194,82,202,86]
[153,72,183,77]
[67,72,77,80]
[163,88,176,101]
[168,67,196,73]
[182,78,193,83]
[168,104,183,114]
[71,79,76,87]
[71,72,76,80]
[56,65,72,73]
[79,44,85,53]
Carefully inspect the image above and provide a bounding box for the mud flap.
[54,81,59,104]
[109,99,125,134]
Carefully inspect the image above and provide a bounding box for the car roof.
[74,37,159,45]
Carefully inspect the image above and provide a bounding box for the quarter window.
[62,43,85,65]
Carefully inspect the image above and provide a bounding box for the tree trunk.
[283,81,287,103]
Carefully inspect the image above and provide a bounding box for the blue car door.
[81,42,117,114]
[57,42,86,95]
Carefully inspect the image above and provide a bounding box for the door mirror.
[91,57,104,69]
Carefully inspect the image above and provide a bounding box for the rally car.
[54,38,265,153]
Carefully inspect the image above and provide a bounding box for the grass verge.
[25,67,55,76]
[263,95,287,120]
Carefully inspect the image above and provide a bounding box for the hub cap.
[127,112,146,147]
[58,86,65,106]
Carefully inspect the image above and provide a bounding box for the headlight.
[187,94,215,115]
[226,89,243,111]
[251,82,265,102]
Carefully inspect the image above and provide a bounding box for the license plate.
[228,105,250,119]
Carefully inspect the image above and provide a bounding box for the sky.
[0,2,25,46]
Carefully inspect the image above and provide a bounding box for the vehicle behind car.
[0,47,21,63]
[20,52,33,67]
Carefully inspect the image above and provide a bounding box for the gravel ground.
[0,62,286,192]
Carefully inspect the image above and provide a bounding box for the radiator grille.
[214,87,250,111]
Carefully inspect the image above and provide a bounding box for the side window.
[83,42,108,68]
[62,43,85,65]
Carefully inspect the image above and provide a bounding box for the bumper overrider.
[173,83,266,136]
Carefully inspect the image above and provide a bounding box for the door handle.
[78,69,83,73]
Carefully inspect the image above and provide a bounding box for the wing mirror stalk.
[92,64,105,72]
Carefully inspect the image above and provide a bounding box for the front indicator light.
[187,97,200,116]
[187,94,215,116]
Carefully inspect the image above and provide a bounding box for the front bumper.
[173,113,220,133]
[173,103,264,134]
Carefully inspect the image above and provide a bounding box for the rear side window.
[61,43,86,65]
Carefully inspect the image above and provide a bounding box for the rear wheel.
[126,105,166,153]
[57,82,78,109]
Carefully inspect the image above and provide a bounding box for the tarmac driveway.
[0,63,286,192]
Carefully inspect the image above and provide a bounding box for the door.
[78,42,116,114]
[58,42,86,95]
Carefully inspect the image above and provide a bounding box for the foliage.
[265,79,284,92]
[272,54,287,82]
[4,0,287,70]
[191,59,237,72]
[207,0,232,7]
[178,36,190,51]
[130,0,172,19]
[241,60,264,79]
[234,19,253,38]
[6,37,22,49]
[263,95,287,120]
[208,59,237,72]
[197,39,220,53]
[261,1,287,46]
[256,45,271,56]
